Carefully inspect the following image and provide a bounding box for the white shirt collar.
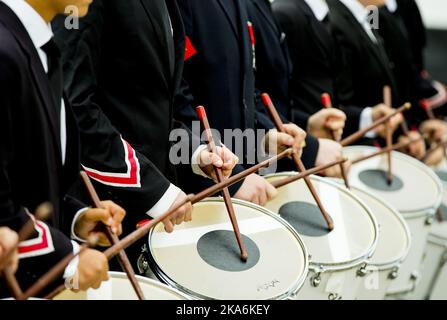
[304,0,330,21]
[1,0,53,50]
[339,0,369,25]
[385,0,398,13]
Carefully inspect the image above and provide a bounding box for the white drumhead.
[264,174,378,270]
[54,272,188,300]
[346,186,411,268]
[343,146,442,215]
[148,198,308,300]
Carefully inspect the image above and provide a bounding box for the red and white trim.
[82,137,141,188]
[18,220,54,259]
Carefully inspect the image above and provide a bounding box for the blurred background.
[416,0,447,83]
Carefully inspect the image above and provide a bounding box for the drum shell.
[328,179,411,300]
[409,221,447,300]
[343,146,442,297]
[292,268,360,300]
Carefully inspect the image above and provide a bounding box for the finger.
[326,119,345,131]
[208,152,224,168]
[163,219,174,233]
[265,182,278,200]
[175,209,185,225]
[185,204,193,222]
[84,208,112,227]
[105,203,126,234]
[276,132,295,148]
[258,189,267,206]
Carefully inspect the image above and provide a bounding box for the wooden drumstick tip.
[404,102,412,110]
[328,221,334,231]
[241,251,248,262]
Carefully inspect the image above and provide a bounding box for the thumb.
[265,182,278,200]
[276,132,294,147]
[208,152,224,168]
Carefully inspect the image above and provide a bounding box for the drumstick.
[340,103,411,147]
[262,93,333,230]
[21,235,99,300]
[80,172,146,300]
[351,135,424,165]
[1,202,53,300]
[383,86,393,185]
[196,106,248,261]
[271,157,348,189]
[321,93,350,189]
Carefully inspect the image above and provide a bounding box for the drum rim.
[343,146,443,217]
[106,271,191,299]
[345,184,412,270]
[146,197,310,300]
[264,173,379,271]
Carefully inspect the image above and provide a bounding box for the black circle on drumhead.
[435,171,447,182]
[358,169,404,191]
[196,230,260,272]
[278,201,331,237]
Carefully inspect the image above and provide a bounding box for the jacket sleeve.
[52,1,174,215]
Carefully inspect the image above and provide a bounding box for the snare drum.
[53,271,189,300]
[411,222,447,299]
[331,181,411,300]
[146,198,309,300]
[343,146,443,296]
[264,174,378,300]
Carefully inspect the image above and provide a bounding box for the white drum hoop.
[54,271,190,300]
[264,173,379,273]
[146,197,310,300]
[344,146,443,219]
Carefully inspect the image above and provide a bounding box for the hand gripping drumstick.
[420,99,447,159]
[383,86,393,185]
[1,203,53,300]
[80,172,146,300]
[321,93,350,189]
[261,93,334,231]
[21,235,99,300]
[196,106,248,262]
[340,103,411,147]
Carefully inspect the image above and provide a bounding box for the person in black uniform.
[245,0,350,177]
[175,0,330,205]
[378,0,447,164]
[273,0,405,148]
[53,0,239,271]
[0,0,125,296]
[324,0,428,158]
